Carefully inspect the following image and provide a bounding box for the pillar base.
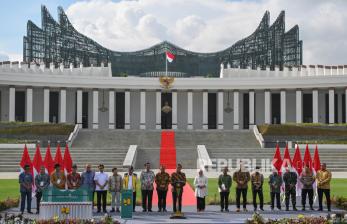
[202,124,208,130]
[140,124,146,130]
[156,124,161,129]
[218,124,224,130]
[248,125,254,130]
[93,124,99,129]
[108,124,115,129]
[125,124,130,129]
[233,124,239,130]
[187,124,193,130]
[172,124,178,130]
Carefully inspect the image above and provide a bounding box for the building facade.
[23,6,302,77]
[0,62,346,130]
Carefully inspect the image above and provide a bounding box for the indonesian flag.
[20,144,33,175]
[312,145,321,172]
[292,144,303,196]
[32,143,44,177]
[54,143,64,172]
[272,143,283,174]
[281,144,292,172]
[166,51,175,63]
[63,144,73,175]
[303,144,313,170]
[312,144,321,202]
[44,143,54,175]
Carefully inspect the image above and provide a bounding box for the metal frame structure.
[23,6,302,77]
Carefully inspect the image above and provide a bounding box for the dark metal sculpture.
[23,6,302,77]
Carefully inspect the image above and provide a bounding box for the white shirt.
[128,175,133,190]
[94,172,109,191]
[194,175,208,198]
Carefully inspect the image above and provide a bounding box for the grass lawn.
[1,178,346,205]
[187,178,347,205]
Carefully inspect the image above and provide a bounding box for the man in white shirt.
[94,164,109,213]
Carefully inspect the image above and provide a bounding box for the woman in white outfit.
[194,169,208,212]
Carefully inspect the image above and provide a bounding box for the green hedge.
[0,123,74,135]
[258,124,347,136]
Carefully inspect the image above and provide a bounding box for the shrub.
[0,198,19,212]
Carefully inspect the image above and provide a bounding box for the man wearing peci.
[171,164,186,213]
[218,166,232,212]
[35,165,50,214]
[140,162,155,212]
[19,164,33,214]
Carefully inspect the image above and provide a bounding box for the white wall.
[146,91,156,129]
[177,91,188,129]
[130,91,140,129]
[192,91,203,129]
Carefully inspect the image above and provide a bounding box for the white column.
[202,91,208,129]
[249,91,255,129]
[59,89,66,123]
[92,90,99,129]
[108,90,115,129]
[280,90,286,124]
[296,89,302,123]
[76,90,82,127]
[312,89,319,123]
[218,91,224,129]
[345,89,347,123]
[156,91,161,129]
[9,87,15,122]
[26,88,33,122]
[329,89,335,124]
[187,91,193,129]
[43,88,50,123]
[172,91,178,129]
[233,91,239,129]
[264,90,271,124]
[125,91,130,129]
[140,91,146,129]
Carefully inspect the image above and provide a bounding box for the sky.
[0,0,346,65]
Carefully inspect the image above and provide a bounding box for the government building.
[0,6,346,130]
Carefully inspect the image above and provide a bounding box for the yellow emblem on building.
[159,76,175,90]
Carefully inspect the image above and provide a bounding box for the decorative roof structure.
[23,6,302,77]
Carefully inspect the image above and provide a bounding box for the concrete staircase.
[207,148,347,172]
[0,129,263,172]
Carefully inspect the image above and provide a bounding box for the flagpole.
[165,52,168,77]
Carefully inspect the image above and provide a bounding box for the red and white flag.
[32,143,44,177]
[280,144,292,197]
[63,144,73,175]
[272,143,283,174]
[303,144,313,169]
[281,144,292,172]
[44,143,54,175]
[54,143,64,172]
[312,144,321,201]
[20,144,33,175]
[292,144,303,196]
[166,51,175,63]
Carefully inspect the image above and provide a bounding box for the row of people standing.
[216,163,331,212]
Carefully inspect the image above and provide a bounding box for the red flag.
[292,144,303,176]
[166,51,175,63]
[63,144,73,174]
[44,143,54,175]
[281,144,292,172]
[54,143,64,172]
[272,143,283,174]
[303,144,313,170]
[32,143,44,176]
[312,145,321,172]
[20,144,33,174]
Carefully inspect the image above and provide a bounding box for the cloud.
[0,51,21,62]
[65,0,347,64]
[0,52,9,61]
